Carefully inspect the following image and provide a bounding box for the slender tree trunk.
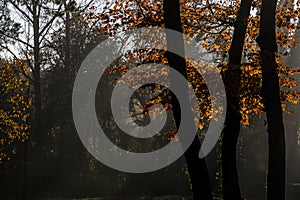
[64,1,71,75]
[32,5,44,176]
[257,0,286,199]
[33,2,42,138]
[60,0,71,171]
[163,1,212,199]
[30,3,43,197]
[221,0,252,199]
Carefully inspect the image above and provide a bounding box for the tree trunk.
[64,0,71,76]
[163,1,213,199]
[221,0,252,199]
[28,3,43,198]
[257,0,286,199]
[33,2,42,139]
[60,0,71,172]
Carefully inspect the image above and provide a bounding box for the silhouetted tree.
[221,0,252,199]
[257,0,286,198]
[163,0,213,199]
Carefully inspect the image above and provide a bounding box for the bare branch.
[8,0,33,23]
[19,45,34,72]
[39,3,64,37]
[0,30,34,49]
[0,44,34,83]
[78,0,95,13]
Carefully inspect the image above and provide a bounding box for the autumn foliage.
[0,59,31,161]
[85,0,300,128]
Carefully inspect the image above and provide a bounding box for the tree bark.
[221,0,252,199]
[257,0,286,199]
[33,1,42,139]
[163,0,213,199]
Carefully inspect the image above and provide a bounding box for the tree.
[0,1,21,48]
[256,0,285,198]
[85,0,300,198]
[42,0,106,177]
[0,59,31,161]
[221,0,252,199]
[0,1,68,160]
[163,0,213,199]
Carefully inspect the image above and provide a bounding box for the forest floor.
[76,195,193,200]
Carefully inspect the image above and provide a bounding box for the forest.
[1,0,300,199]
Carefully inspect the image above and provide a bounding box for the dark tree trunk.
[257,0,286,199]
[33,2,42,139]
[23,2,42,199]
[221,0,252,199]
[163,1,212,199]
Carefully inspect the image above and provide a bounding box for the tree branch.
[8,0,33,23]
[39,3,63,37]
[0,44,34,83]
[0,30,34,49]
